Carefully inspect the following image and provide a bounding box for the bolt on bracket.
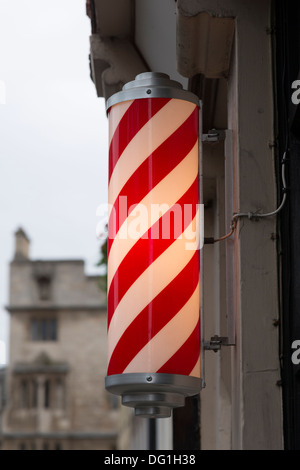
[204,335,235,352]
[202,129,226,143]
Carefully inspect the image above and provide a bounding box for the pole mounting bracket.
[202,129,225,143]
[204,335,235,352]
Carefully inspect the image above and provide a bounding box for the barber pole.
[105,72,202,418]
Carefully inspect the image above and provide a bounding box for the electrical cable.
[207,151,288,244]
[232,151,288,221]
[213,218,237,243]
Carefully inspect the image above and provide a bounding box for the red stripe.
[107,177,199,328]
[156,319,200,376]
[108,107,198,248]
[107,251,200,375]
[109,98,170,181]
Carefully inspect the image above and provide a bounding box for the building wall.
[9,260,103,308]
[135,0,188,88]
[226,0,282,449]
[134,0,283,450]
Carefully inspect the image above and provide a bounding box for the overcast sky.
[0,0,109,363]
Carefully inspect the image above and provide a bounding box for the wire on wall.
[204,151,288,245]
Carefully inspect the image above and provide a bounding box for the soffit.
[90,35,148,103]
[87,0,148,103]
[91,0,133,38]
[176,1,235,79]
[87,0,234,113]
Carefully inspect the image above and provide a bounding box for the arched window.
[20,380,29,408]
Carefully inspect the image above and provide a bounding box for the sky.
[0,0,109,364]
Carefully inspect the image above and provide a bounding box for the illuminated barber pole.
[105,72,202,418]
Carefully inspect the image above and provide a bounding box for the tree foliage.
[97,232,108,293]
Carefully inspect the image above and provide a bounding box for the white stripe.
[107,215,199,361]
[107,141,198,289]
[109,100,134,146]
[189,357,201,378]
[123,283,200,374]
[108,99,196,208]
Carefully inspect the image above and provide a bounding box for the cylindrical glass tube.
[105,73,201,417]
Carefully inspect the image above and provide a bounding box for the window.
[44,379,50,409]
[42,442,49,450]
[20,380,29,409]
[18,377,66,410]
[32,379,38,408]
[18,441,37,450]
[19,378,37,409]
[37,276,51,301]
[54,379,65,409]
[31,318,57,341]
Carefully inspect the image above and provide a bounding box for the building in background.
[0,228,117,450]
[85,0,300,450]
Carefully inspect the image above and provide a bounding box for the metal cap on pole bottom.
[105,373,202,418]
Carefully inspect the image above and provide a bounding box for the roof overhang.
[88,0,149,103]
[87,0,235,124]
[176,5,235,79]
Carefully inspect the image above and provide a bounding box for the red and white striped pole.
[105,72,202,418]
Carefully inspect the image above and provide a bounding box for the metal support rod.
[224,130,236,345]
[202,129,236,346]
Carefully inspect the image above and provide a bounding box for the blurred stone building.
[0,228,118,450]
